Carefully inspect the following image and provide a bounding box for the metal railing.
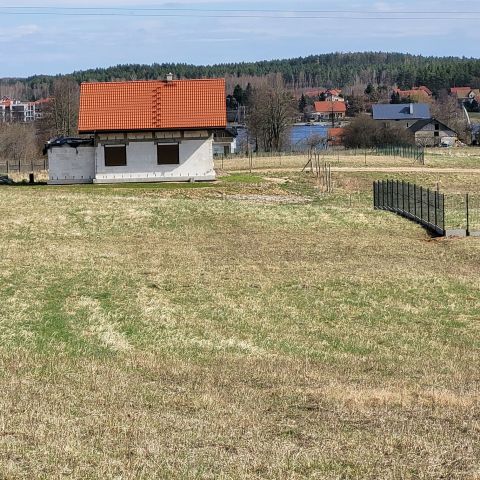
[373,180,445,236]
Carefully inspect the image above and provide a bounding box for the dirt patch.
[224,194,309,204]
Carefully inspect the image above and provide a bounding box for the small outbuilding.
[46,77,227,184]
[408,118,458,147]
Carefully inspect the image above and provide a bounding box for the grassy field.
[214,148,480,171]
[1,170,480,478]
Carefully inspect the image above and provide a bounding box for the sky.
[1,0,479,77]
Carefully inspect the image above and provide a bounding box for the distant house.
[321,89,344,102]
[312,101,347,121]
[372,103,431,128]
[393,86,432,102]
[46,77,226,184]
[213,127,237,156]
[327,127,345,146]
[408,118,458,147]
[450,87,480,101]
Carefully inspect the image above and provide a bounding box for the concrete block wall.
[47,137,216,184]
[48,146,95,184]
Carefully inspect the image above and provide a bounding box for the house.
[450,87,480,101]
[213,127,237,156]
[408,118,458,147]
[393,86,432,102]
[372,103,431,128]
[321,89,344,102]
[327,127,345,146]
[311,101,347,121]
[0,97,47,123]
[46,77,226,184]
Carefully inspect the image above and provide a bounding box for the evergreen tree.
[298,94,307,113]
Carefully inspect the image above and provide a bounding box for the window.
[157,143,179,165]
[104,145,127,166]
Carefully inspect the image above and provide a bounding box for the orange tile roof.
[78,79,226,133]
[314,101,346,113]
[394,87,431,99]
[450,87,471,95]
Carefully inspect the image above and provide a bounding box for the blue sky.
[1,0,479,77]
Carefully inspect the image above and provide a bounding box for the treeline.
[3,52,480,101]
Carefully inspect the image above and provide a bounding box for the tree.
[40,77,80,139]
[432,92,470,143]
[343,115,414,148]
[233,84,244,105]
[246,85,296,152]
[0,123,38,167]
[298,93,307,113]
[343,116,378,148]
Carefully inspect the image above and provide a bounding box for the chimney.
[166,72,173,82]
[409,103,414,115]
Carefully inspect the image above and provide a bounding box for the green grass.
[0,171,479,478]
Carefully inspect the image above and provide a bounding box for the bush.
[343,115,414,148]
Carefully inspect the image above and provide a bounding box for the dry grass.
[215,148,480,172]
[215,153,418,171]
[0,172,479,478]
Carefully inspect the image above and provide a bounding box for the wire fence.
[0,158,48,174]
[373,145,425,164]
[374,180,480,237]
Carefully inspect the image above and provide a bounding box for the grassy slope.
[0,173,479,478]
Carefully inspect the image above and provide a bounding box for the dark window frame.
[104,145,127,167]
[157,143,180,165]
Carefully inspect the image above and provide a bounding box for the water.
[235,124,329,152]
[290,124,329,150]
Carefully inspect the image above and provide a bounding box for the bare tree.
[343,115,414,148]
[432,92,470,143]
[0,123,38,166]
[39,77,80,139]
[246,86,296,152]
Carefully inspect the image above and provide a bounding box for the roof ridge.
[80,78,225,86]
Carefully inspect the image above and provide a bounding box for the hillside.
[2,51,480,100]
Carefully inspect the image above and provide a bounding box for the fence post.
[442,193,446,233]
[420,186,423,221]
[414,185,417,218]
[427,189,431,225]
[466,193,470,236]
[407,182,411,214]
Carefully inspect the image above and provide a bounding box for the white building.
[0,97,46,123]
[46,77,227,184]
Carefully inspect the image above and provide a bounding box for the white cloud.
[0,24,40,42]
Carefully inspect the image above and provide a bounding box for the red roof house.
[48,77,226,185]
[79,78,226,133]
[313,101,347,120]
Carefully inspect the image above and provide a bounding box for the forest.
[2,52,480,101]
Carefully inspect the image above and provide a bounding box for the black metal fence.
[373,180,445,236]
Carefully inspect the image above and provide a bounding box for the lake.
[236,124,329,152]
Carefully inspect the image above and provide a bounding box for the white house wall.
[48,146,95,184]
[94,138,215,183]
[47,137,216,185]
